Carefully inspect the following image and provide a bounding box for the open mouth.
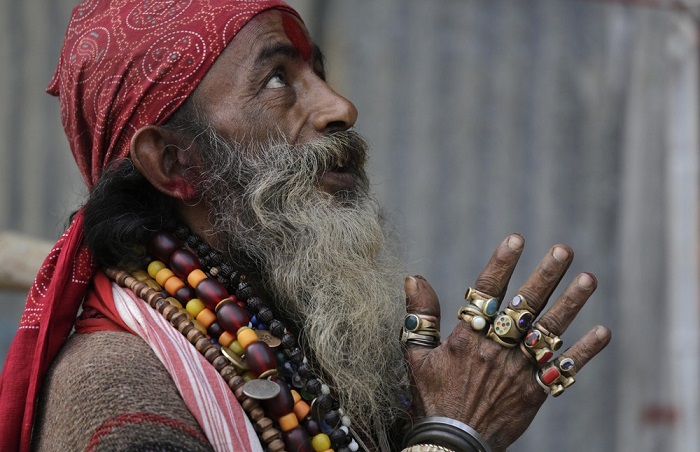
[319,161,355,193]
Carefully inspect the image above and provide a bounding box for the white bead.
[471,316,486,330]
[340,425,349,434]
[321,384,330,395]
[341,415,351,427]
[349,440,359,451]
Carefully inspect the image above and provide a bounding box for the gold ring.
[404,313,439,333]
[400,328,441,348]
[508,293,536,314]
[485,312,523,347]
[521,323,563,365]
[457,305,489,331]
[535,356,576,396]
[464,287,500,320]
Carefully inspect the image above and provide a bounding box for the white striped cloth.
[112,283,263,452]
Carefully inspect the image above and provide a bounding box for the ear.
[130,125,200,200]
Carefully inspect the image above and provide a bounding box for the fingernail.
[595,326,608,341]
[577,273,594,289]
[405,276,419,297]
[507,234,524,251]
[553,246,569,262]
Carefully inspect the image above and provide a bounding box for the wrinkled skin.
[404,233,612,451]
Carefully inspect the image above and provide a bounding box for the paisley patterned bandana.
[0,1,298,450]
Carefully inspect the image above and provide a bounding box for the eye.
[265,71,287,89]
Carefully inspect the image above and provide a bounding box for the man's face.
[193,9,359,194]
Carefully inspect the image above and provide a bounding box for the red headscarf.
[0,1,298,450]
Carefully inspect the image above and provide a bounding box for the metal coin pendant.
[242,379,281,400]
[256,329,282,348]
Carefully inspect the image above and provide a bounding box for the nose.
[308,81,358,134]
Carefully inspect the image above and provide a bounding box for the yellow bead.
[186,298,205,318]
[237,327,258,349]
[147,261,166,279]
[131,270,150,282]
[229,340,244,355]
[187,269,208,288]
[278,412,299,432]
[311,433,331,451]
[145,279,162,291]
[191,319,207,334]
[242,371,255,382]
[166,297,183,309]
[155,268,175,286]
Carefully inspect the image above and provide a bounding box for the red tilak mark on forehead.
[282,14,311,61]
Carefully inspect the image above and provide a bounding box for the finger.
[473,233,525,300]
[557,325,612,375]
[514,244,573,315]
[405,275,441,322]
[537,272,597,336]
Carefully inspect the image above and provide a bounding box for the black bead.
[175,225,190,240]
[304,378,321,396]
[330,428,350,448]
[281,333,296,349]
[302,418,321,436]
[228,270,240,287]
[316,394,333,410]
[269,320,286,338]
[246,296,263,313]
[207,322,224,340]
[219,262,233,277]
[288,347,304,363]
[258,306,274,323]
[208,251,222,265]
[196,242,210,257]
[297,362,313,378]
[324,409,340,428]
[236,282,254,300]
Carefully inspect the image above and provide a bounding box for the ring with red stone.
[485,312,523,347]
[457,305,490,332]
[464,287,500,321]
[520,324,564,365]
[508,293,537,314]
[535,357,576,397]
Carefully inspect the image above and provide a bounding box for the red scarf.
[0,1,298,450]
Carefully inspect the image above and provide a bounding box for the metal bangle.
[403,416,492,452]
[402,445,456,452]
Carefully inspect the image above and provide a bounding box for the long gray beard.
[195,128,410,449]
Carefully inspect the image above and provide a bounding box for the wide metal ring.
[508,294,537,314]
[535,356,576,397]
[464,287,500,320]
[400,328,441,348]
[485,312,523,347]
[404,313,438,333]
[457,305,489,331]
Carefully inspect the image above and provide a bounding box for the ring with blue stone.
[464,287,500,320]
[403,313,438,333]
[503,306,535,332]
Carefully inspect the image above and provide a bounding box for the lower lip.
[319,171,355,193]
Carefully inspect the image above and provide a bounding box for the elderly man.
[0,1,610,451]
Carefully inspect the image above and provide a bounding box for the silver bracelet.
[403,416,492,452]
[402,444,455,452]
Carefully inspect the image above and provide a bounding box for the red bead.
[150,232,182,264]
[195,278,229,310]
[246,341,278,379]
[541,367,561,385]
[282,426,313,452]
[170,248,201,280]
[216,299,250,334]
[537,351,553,365]
[174,286,196,304]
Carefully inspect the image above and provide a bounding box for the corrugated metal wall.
[1,0,698,450]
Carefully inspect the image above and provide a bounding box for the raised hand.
[402,233,612,451]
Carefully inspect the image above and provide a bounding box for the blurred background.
[1,0,698,450]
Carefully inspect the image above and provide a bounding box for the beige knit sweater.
[32,331,215,451]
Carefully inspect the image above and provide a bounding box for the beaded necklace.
[106,225,366,452]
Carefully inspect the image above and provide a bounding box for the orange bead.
[291,390,302,404]
[187,269,208,288]
[237,327,258,349]
[196,308,217,329]
[218,331,235,348]
[164,276,185,295]
[293,400,310,421]
[155,268,175,286]
[278,412,299,432]
[147,261,166,279]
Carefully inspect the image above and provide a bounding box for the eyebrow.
[253,42,325,69]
